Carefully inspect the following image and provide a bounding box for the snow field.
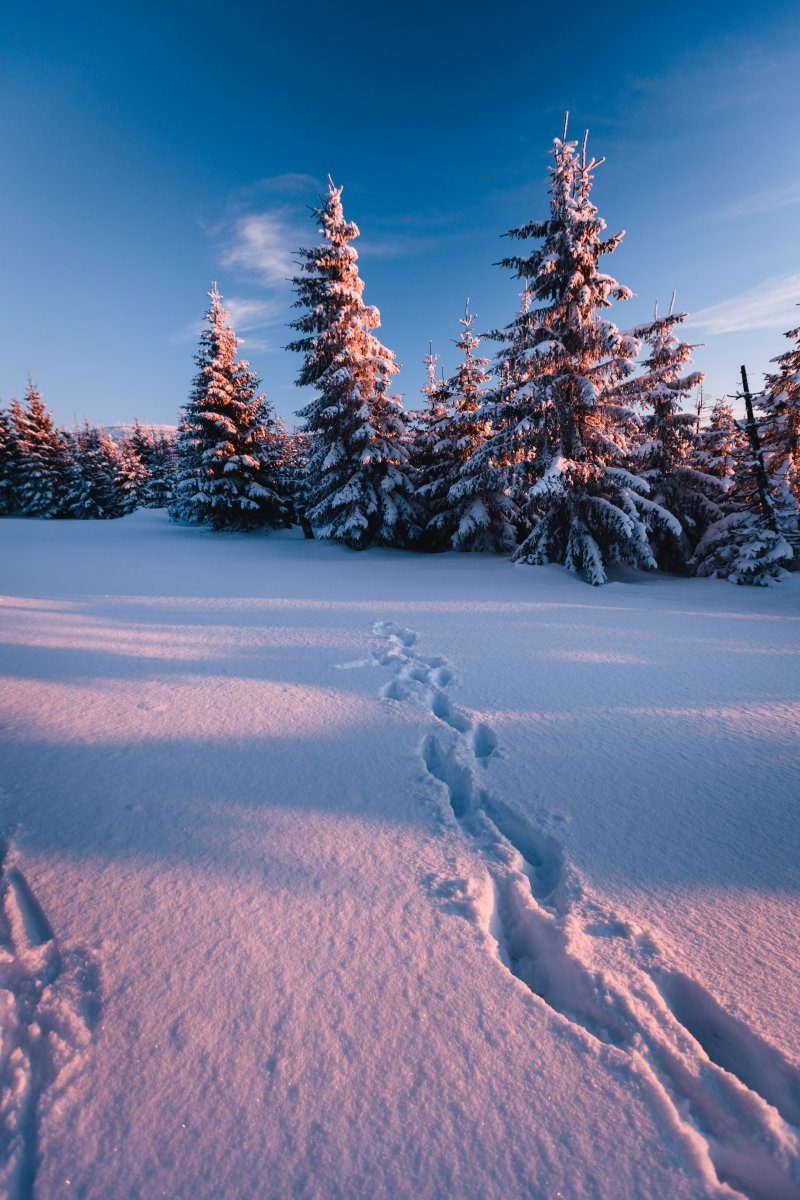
[0,510,799,1199]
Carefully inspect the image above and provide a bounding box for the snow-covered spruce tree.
[11,380,71,517]
[490,123,676,584]
[480,278,540,520]
[64,423,137,519]
[0,406,20,515]
[431,304,516,552]
[118,422,152,506]
[760,310,800,537]
[691,398,740,487]
[288,180,417,550]
[280,426,314,536]
[171,286,289,532]
[122,423,177,509]
[625,300,722,570]
[411,344,453,551]
[692,387,792,585]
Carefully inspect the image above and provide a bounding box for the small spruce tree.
[433,304,516,552]
[692,386,792,585]
[412,344,453,551]
[759,310,800,538]
[64,423,133,519]
[171,286,289,531]
[0,406,20,515]
[626,300,721,570]
[11,380,71,517]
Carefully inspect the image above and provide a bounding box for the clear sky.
[2,1,799,429]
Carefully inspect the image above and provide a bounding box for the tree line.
[1,120,798,586]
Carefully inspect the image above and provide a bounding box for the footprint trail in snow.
[0,841,100,1200]
[371,620,800,1200]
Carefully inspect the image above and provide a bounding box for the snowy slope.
[0,510,798,1200]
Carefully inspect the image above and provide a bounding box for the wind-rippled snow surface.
[1,510,798,1200]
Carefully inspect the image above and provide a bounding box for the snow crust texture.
[1,511,798,1199]
[0,841,99,1199]
[373,620,800,1200]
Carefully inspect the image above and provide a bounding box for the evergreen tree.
[0,406,20,515]
[489,122,677,584]
[11,380,71,517]
[692,391,792,585]
[64,423,135,519]
[288,179,417,550]
[691,398,739,487]
[280,425,313,535]
[119,422,153,506]
[433,304,516,552]
[481,279,539,516]
[121,423,177,509]
[626,300,721,570]
[113,433,146,515]
[171,286,289,531]
[760,311,800,537]
[412,344,453,550]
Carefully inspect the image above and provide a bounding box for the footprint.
[0,850,101,1199]
[371,617,800,1200]
[472,722,498,761]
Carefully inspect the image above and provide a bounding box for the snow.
[1,509,799,1199]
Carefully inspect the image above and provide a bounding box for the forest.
[2,126,798,587]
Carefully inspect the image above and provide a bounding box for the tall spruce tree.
[288,180,417,550]
[626,300,721,570]
[488,121,677,584]
[0,406,20,515]
[759,310,800,538]
[11,380,71,517]
[171,286,289,531]
[433,304,516,552]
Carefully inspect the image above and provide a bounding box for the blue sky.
[2,1,799,429]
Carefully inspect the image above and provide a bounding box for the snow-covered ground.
[1,510,798,1200]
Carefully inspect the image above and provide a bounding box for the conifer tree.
[11,380,71,517]
[432,304,516,552]
[122,423,177,509]
[691,398,739,487]
[412,344,453,550]
[171,286,289,531]
[760,310,800,537]
[119,422,153,506]
[626,300,721,569]
[281,427,314,536]
[64,423,136,519]
[113,433,147,515]
[692,387,792,585]
[489,121,678,584]
[481,279,539,515]
[288,180,417,550]
[0,406,20,515]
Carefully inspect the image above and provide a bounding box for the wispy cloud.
[231,173,320,203]
[224,295,285,330]
[712,182,800,221]
[221,211,299,284]
[687,273,800,335]
[170,295,286,345]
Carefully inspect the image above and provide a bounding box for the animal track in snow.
[371,620,800,1200]
[0,840,100,1200]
